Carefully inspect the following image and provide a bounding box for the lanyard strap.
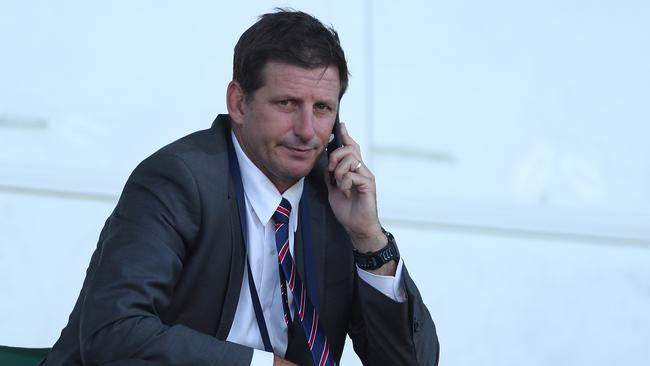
[227,133,319,352]
[246,258,274,352]
[227,136,273,352]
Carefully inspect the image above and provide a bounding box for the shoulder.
[155,114,230,164]
[123,115,234,203]
[135,114,231,176]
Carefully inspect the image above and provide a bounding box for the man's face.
[231,61,340,192]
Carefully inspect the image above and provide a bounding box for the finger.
[338,171,374,198]
[328,145,361,171]
[334,155,365,184]
[339,122,360,151]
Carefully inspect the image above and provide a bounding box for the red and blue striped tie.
[273,198,336,366]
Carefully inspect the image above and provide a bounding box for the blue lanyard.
[226,133,320,353]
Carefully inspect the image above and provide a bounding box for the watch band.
[353,228,400,270]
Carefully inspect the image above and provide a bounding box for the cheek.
[255,127,282,155]
[317,122,335,143]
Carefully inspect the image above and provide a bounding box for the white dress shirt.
[225,132,406,365]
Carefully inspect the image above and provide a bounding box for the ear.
[226,80,246,125]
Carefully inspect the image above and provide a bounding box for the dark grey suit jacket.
[41,115,439,366]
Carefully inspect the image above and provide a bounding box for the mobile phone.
[326,111,343,185]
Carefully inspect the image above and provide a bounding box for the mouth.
[282,145,315,157]
[287,146,312,152]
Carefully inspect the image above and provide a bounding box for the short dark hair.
[233,9,349,99]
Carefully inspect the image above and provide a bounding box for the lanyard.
[226,133,320,353]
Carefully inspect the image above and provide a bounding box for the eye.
[276,99,298,110]
[315,103,332,111]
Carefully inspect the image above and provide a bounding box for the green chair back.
[0,346,50,366]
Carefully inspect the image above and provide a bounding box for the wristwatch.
[353,228,400,270]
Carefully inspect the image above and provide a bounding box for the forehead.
[259,61,341,100]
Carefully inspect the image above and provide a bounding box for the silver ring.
[353,160,362,171]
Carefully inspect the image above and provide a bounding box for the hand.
[273,355,299,365]
[325,122,386,253]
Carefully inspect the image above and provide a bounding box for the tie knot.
[272,197,292,225]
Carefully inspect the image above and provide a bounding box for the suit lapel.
[215,118,246,340]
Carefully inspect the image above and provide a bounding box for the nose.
[293,108,316,142]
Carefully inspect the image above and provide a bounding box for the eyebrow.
[272,94,337,107]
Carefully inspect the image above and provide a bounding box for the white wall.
[1,1,649,365]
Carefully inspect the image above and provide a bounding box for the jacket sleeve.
[348,264,439,366]
[78,152,253,366]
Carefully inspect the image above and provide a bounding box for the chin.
[290,167,314,180]
[283,164,316,181]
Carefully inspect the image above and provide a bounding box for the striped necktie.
[273,198,335,366]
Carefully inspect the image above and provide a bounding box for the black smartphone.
[326,111,343,185]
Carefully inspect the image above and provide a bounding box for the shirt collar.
[231,131,303,230]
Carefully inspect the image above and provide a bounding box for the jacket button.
[413,319,420,333]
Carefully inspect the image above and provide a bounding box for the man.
[42,9,438,366]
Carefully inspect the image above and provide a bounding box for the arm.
[78,152,253,366]
[326,123,439,365]
[349,263,439,366]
